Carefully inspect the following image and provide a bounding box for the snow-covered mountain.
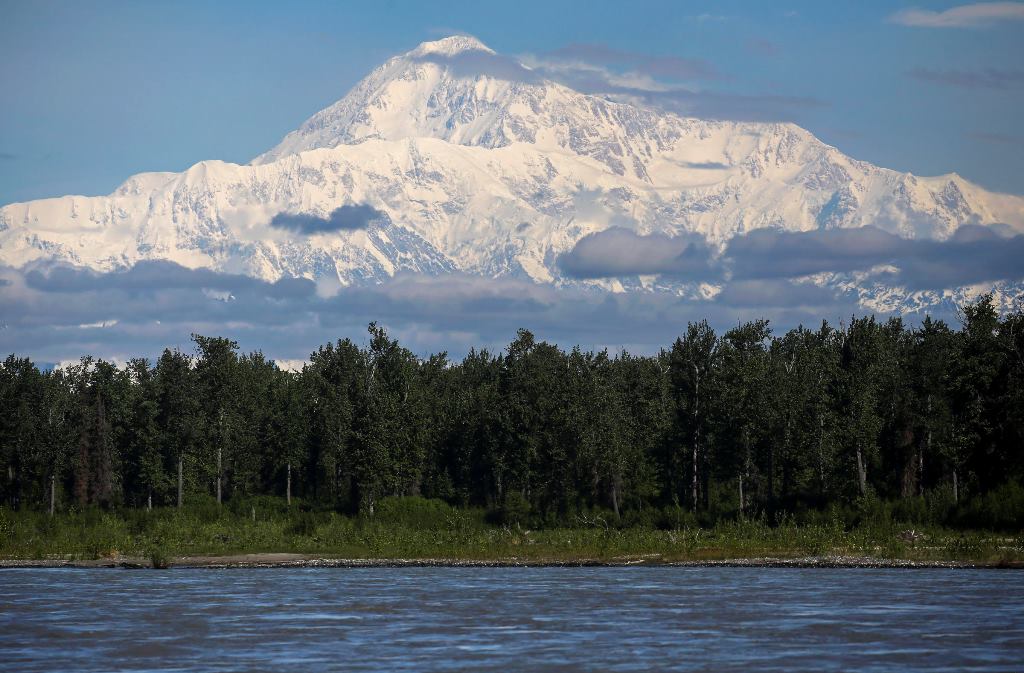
[2,35,1022,307]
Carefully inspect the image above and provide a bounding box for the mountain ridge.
[1,36,1022,311]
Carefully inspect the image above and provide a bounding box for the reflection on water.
[1,567,1022,671]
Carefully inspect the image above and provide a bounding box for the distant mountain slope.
[2,36,1022,307]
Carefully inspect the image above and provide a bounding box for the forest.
[2,295,1023,532]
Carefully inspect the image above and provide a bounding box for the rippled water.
[1,567,1022,671]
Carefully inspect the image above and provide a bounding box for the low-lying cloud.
[3,223,1022,365]
[0,260,866,365]
[24,259,315,299]
[270,204,385,234]
[725,227,904,279]
[558,227,719,280]
[724,224,1024,290]
[557,223,1024,292]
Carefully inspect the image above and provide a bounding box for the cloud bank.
[724,225,1024,290]
[556,224,1024,291]
[0,259,866,365]
[4,223,1023,365]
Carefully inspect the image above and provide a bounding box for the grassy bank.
[2,497,1021,566]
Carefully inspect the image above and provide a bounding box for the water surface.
[1,567,1021,671]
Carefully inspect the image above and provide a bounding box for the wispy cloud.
[889,2,1024,28]
[0,152,17,160]
[516,47,824,121]
[544,43,723,81]
[909,67,1024,89]
[968,130,1024,144]
[412,46,826,123]
[608,87,826,122]
[745,38,780,58]
[269,204,385,234]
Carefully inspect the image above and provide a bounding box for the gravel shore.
[2,553,1019,569]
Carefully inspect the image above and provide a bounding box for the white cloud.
[694,13,728,23]
[889,2,1024,28]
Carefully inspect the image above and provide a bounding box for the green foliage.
[1,297,1022,540]
[147,541,170,569]
[0,501,1020,564]
[956,482,1024,530]
[490,491,532,526]
[372,496,465,529]
[285,510,325,538]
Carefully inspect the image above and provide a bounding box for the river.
[1,567,1021,671]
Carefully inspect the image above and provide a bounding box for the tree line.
[2,296,1022,525]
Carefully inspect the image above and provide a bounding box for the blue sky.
[2,0,1023,207]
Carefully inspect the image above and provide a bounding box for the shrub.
[147,542,170,569]
[374,496,460,530]
[957,482,1024,531]
[891,496,929,526]
[285,510,323,537]
[228,495,293,519]
[487,492,532,527]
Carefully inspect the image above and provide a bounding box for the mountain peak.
[408,35,495,58]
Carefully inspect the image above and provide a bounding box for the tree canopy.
[2,297,1022,525]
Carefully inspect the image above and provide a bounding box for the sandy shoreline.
[1,553,1019,569]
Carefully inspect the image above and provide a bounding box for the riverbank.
[3,501,1021,568]
[2,552,1020,569]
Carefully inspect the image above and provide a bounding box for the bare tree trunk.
[286,462,292,506]
[921,394,932,498]
[920,430,929,498]
[50,473,55,516]
[856,443,867,496]
[952,468,959,504]
[817,415,826,495]
[738,474,744,515]
[216,445,222,505]
[691,441,699,511]
[147,489,152,512]
[692,364,700,511]
[611,477,620,520]
[177,455,183,509]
